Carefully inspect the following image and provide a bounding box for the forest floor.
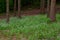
[0,5,60,19]
[0,6,60,40]
[0,14,60,40]
[0,8,41,19]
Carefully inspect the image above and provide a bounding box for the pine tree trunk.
[6,0,9,22]
[40,0,45,14]
[14,0,16,16]
[47,0,50,17]
[49,0,56,22]
[18,0,21,18]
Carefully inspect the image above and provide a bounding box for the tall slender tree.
[47,0,50,17]
[40,0,45,14]
[14,0,16,16]
[49,0,56,22]
[6,0,9,22]
[18,0,21,18]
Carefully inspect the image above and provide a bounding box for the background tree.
[49,0,56,22]
[14,0,16,16]
[47,0,50,17]
[6,0,9,22]
[18,0,21,18]
[40,0,45,14]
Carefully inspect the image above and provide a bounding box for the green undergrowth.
[0,14,60,40]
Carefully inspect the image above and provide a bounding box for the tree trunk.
[47,0,50,17]
[49,0,56,22]
[18,0,21,18]
[40,0,45,14]
[6,0,9,22]
[14,0,16,16]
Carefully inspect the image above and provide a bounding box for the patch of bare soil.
[0,9,41,19]
[0,31,28,40]
[0,6,60,19]
[0,34,28,40]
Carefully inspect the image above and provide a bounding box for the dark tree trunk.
[14,0,16,16]
[6,0,9,22]
[49,0,56,22]
[18,0,21,18]
[40,0,45,14]
[47,0,50,17]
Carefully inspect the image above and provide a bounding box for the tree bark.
[47,0,50,17]
[14,0,16,16]
[40,0,45,14]
[18,0,21,18]
[6,0,9,22]
[49,0,56,22]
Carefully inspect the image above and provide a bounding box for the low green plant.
[0,14,60,40]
